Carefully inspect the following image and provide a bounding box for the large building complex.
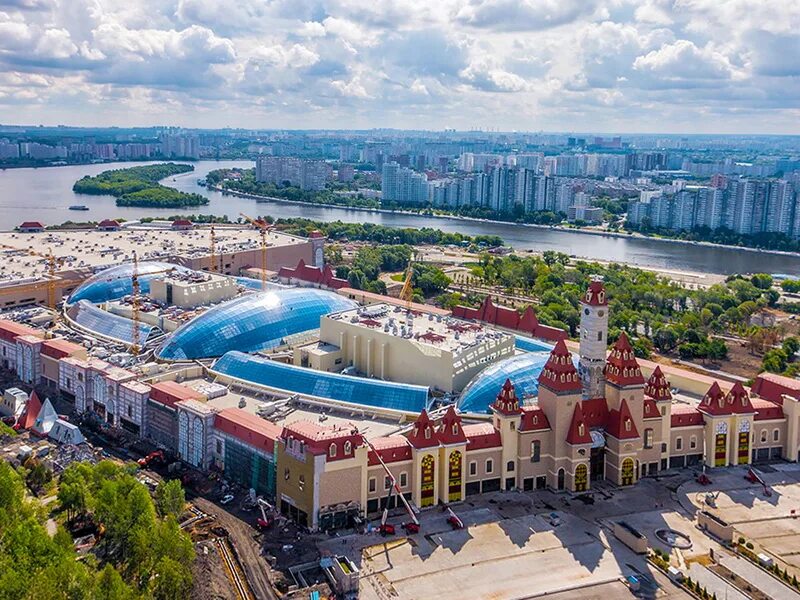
[255,156,333,191]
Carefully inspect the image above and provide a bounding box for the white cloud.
[633,40,737,81]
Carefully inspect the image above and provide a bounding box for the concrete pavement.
[719,553,800,600]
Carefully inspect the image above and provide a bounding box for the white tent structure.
[32,398,58,437]
[48,419,85,446]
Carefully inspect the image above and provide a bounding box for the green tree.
[751,273,774,290]
[149,558,192,600]
[763,348,788,373]
[154,480,186,520]
[653,327,679,353]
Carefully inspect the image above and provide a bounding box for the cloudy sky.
[1,0,799,133]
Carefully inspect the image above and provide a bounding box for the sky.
[0,0,799,133]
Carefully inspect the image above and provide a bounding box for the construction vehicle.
[745,468,773,497]
[704,491,721,508]
[446,506,463,530]
[357,432,421,535]
[137,449,165,467]
[239,213,271,290]
[256,498,274,530]
[696,473,712,485]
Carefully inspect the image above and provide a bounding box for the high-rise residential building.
[159,133,200,159]
[256,156,332,191]
[381,162,427,204]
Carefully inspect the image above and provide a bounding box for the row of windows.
[673,428,781,451]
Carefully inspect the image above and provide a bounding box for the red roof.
[492,379,522,416]
[604,333,644,387]
[751,397,785,421]
[520,406,550,431]
[41,338,83,360]
[171,219,193,227]
[406,410,440,449]
[566,401,592,445]
[19,391,42,430]
[97,219,120,228]
[725,382,755,414]
[277,259,348,289]
[451,296,567,341]
[697,381,754,416]
[19,221,44,229]
[281,420,363,461]
[670,403,703,427]
[583,280,607,306]
[437,405,467,445]
[606,399,640,440]
[581,397,609,428]
[643,398,660,419]
[463,423,502,450]
[697,381,728,416]
[644,366,672,401]
[214,408,282,454]
[367,436,412,465]
[537,339,582,393]
[751,372,800,405]
[149,381,203,409]
[308,230,324,239]
[0,320,41,344]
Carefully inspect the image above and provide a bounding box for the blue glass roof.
[514,335,553,353]
[68,261,194,305]
[66,300,156,346]
[156,288,357,361]
[234,277,292,291]
[458,351,577,414]
[213,351,430,413]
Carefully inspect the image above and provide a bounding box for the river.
[1,160,799,276]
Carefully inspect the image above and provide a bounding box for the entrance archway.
[621,458,634,486]
[574,464,588,492]
[557,468,565,490]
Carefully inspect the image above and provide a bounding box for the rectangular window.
[486,459,493,474]
[384,476,392,490]
[368,477,376,493]
[469,461,477,476]
[216,439,222,454]
[644,429,654,449]
[675,437,683,451]
[400,472,407,487]
[773,429,780,442]
[690,436,697,450]
[531,440,541,463]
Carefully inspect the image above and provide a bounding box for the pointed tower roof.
[582,280,607,306]
[32,397,57,436]
[537,339,582,394]
[437,405,467,445]
[606,398,640,440]
[605,332,645,387]
[492,379,523,416]
[726,381,755,414]
[644,366,672,401]
[19,391,42,430]
[406,409,439,449]
[698,381,730,416]
[566,401,592,445]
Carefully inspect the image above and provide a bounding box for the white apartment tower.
[579,279,609,399]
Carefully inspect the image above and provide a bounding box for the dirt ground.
[191,542,238,600]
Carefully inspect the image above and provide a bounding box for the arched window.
[507,461,515,472]
[329,443,337,458]
[344,441,352,455]
[452,423,459,435]
[761,430,768,443]
[424,426,431,439]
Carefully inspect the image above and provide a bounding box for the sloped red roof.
[520,406,550,431]
[606,399,640,440]
[451,296,567,341]
[670,403,704,427]
[751,372,800,405]
[644,366,672,401]
[277,259,348,289]
[463,423,502,450]
[97,219,120,228]
[281,420,363,461]
[19,221,44,229]
[581,397,609,428]
[149,381,203,409]
[367,436,412,465]
[437,405,467,445]
[215,408,282,454]
[492,378,522,416]
[566,401,592,445]
[725,382,755,414]
[19,391,42,430]
[698,381,732,416]
[583,280,607,306]
[643,398,661,419]
[406,409,440,449]
[41,338,83,360]
[751,397,785,421]
[537,339,582,393]
[0,320,41,343]
[171,219,193,227]
[605,332,645,387]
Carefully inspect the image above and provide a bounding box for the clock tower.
[579,279,609,399]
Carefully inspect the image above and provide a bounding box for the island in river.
[73,163,208,208]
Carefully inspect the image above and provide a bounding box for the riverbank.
[211,184,800,262]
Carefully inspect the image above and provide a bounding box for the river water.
[1,160,799,276]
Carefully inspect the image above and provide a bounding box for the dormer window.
[344,441,352,455]
[625,419,631,432]
[533,415,538,425]
[578,423,585,436]
[424,426,431,439]
[598,291,605,303]
[329,443,337,458]
[452,423,459,435]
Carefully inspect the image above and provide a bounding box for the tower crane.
[239,213,271,290]
[399,258,415,313]
[209,224,217,273]
[0,243,65,309]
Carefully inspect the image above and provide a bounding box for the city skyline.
[1,1,799,133]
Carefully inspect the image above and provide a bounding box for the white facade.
[578,287,609,399]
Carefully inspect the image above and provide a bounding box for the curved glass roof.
[213,351,430,413]
[156,288,356,361]
[514,335,553,353]
[458,351,577,414]
[67,261,193,305]
[66,300,156,346]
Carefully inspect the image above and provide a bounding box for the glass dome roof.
[458,351,577,414]
[67,261,193,305]
[156,288,357,361]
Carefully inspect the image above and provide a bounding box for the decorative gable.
[604,332,644,387]
[406,409,440,449]
[492,378,523,416]
[537,339,582,393]
[644,366,672,401]
[565,401,592,445]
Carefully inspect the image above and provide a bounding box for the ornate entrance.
[420,455,435,507]
[448,451,462,502]
[737,421,750,465]
[574,464,588,492]
[621,458,635,486]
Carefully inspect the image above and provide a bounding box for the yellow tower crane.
[399,257,415,312]
[239,213,270,290]
[209,224,217,273]
[0,243,65,309]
